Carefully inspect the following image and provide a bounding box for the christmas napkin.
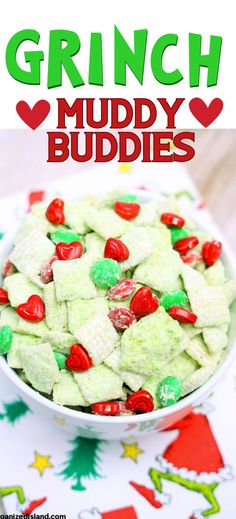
[0,161,236,519]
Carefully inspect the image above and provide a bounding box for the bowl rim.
[0,188,236,424]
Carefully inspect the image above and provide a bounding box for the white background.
[0,0,235,128]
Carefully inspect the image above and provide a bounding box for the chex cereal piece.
[133,201,158,226]
[64,201,91,234]
[223,280,236,306]
[52,256,97,301]
[17,317,50,337]
[67,297,109,334]
[75,314,118,365]
[181,366,214,396]
[134,250,182,293]
[186,335,215,367]
[7,333,40,369]
[143,351,198,408]
[74,364,124,404]
[202,326,228,354]
[146,225,172,252]
[85,207,130,239]
[0,307,19,331]
[104,347,146,391]
[182,264,230,328]
[121,307,188,376]
[44,282,68,332]
[85,232,106,257]
[3,273,43,308]
[42,331,77,354]
[204,260,226,286]
[19,342,60,394]
[14,214,48,245]
[53,371,88,406]
[10,229,55,277]
[119,227,153,271]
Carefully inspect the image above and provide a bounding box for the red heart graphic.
[17,295,45,322]
[56,241,83,261]
[189,98,223,128]
[16,100,50,130]
[130,286,159,318]
[66,344,93,371]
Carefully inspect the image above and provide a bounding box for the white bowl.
[0,190,236,440]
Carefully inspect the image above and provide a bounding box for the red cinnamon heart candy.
[56,241,83,261]
[104,238,129,262]
[125,390,154,413]
[161,212,185,228]
[174,236,199,255]
[92,401,126,416]
[17,295,45,322]
[130,286,159,318]
[169,306,197,324]
[66,344,92,371]
[0,288,9,304]
[202,240,222,266]
[45,198,65,225]
[114,201,141,220]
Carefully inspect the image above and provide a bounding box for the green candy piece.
[54,351,67,369]
[157,376,182,407]
[90,258,122,288]
[160,290,189,312]
[116,194,138,203]
[0,325,13,355]
[50,230,82,245]
[170,227,189,245]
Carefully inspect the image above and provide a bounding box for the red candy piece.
[92,401,125,416]
[108,279,136,301]
[66,344,92,372]
[40,256,57,284]
[161,212,185,228]
[125,390,154,413]
[2,260,16,278]
[104,238,129,262]
[28,190,45,209]
[56,241,83,261]
[181,251,202,266]
[114,201,141,220]
[45,198,65,225]
[174,236,199,255]
[17,295,45,322]
[130,286,159,318]
[202,240,222,266]
[0,288,9,304]
[108,308,136,331]
[169,306,197,324]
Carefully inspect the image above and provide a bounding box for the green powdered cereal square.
[7,333,40,369]
[67,297,109,334]
[44,282,68,332]
[3,273,43,308]
[202,326,228,354]
[85,207,130,239]
[75,314,118,365]
[19,342,60,394]
[104,347,146,391]
[53,371,88,406]
[119,227,153,271]
[42,331,77,354]
[74,364,124,404]
[0,307,19,331]
[120,307,188,376]
[64,201,91,234]
[181,264,230,328]
[204,260,226,286]
[14,214,49,244]
[17,317,50,337]
[134,202,158,226]
[181,366,214,397]
[134,250,182,293]
[146,225,172,252]
[223,280,236,306]
[53,256,97,301]
[85,232,106,257]
[143,351,198,408]
[186,335,215,367]
[10,229,55,277]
